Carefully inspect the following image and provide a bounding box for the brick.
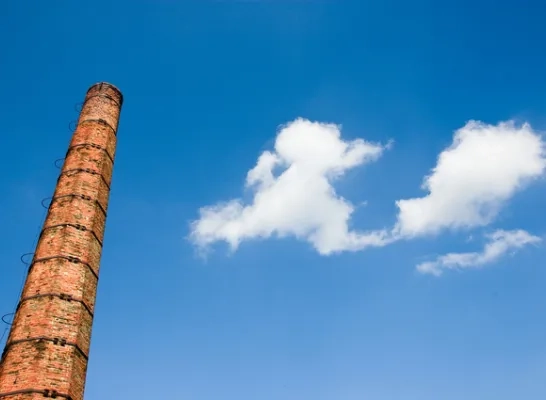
[0,82,123,400]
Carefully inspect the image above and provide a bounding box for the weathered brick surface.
[0,83,123,400]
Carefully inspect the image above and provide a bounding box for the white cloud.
[394,121,546,238]
[417,229,542,276]
[190,118,545,274]
[190,118,392,255]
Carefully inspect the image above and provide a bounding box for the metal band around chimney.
[61,168,111,190]
[78,118,116,135]
[0,389,73,399]
[4,336,88,361]
[40,223,103,248]
[45,193,107,217]
[81,93,122,109]
[16,292,93,318]
[29,255,98,281]
[66,142,115,165]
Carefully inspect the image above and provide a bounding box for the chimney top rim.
[87,82,123,106]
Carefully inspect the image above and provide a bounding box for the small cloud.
[190,118,392,255]
[416,229,542,276]
[394,121,546,238]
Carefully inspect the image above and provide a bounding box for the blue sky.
[2,0,546,399]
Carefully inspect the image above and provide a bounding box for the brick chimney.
[0,82,123,400]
